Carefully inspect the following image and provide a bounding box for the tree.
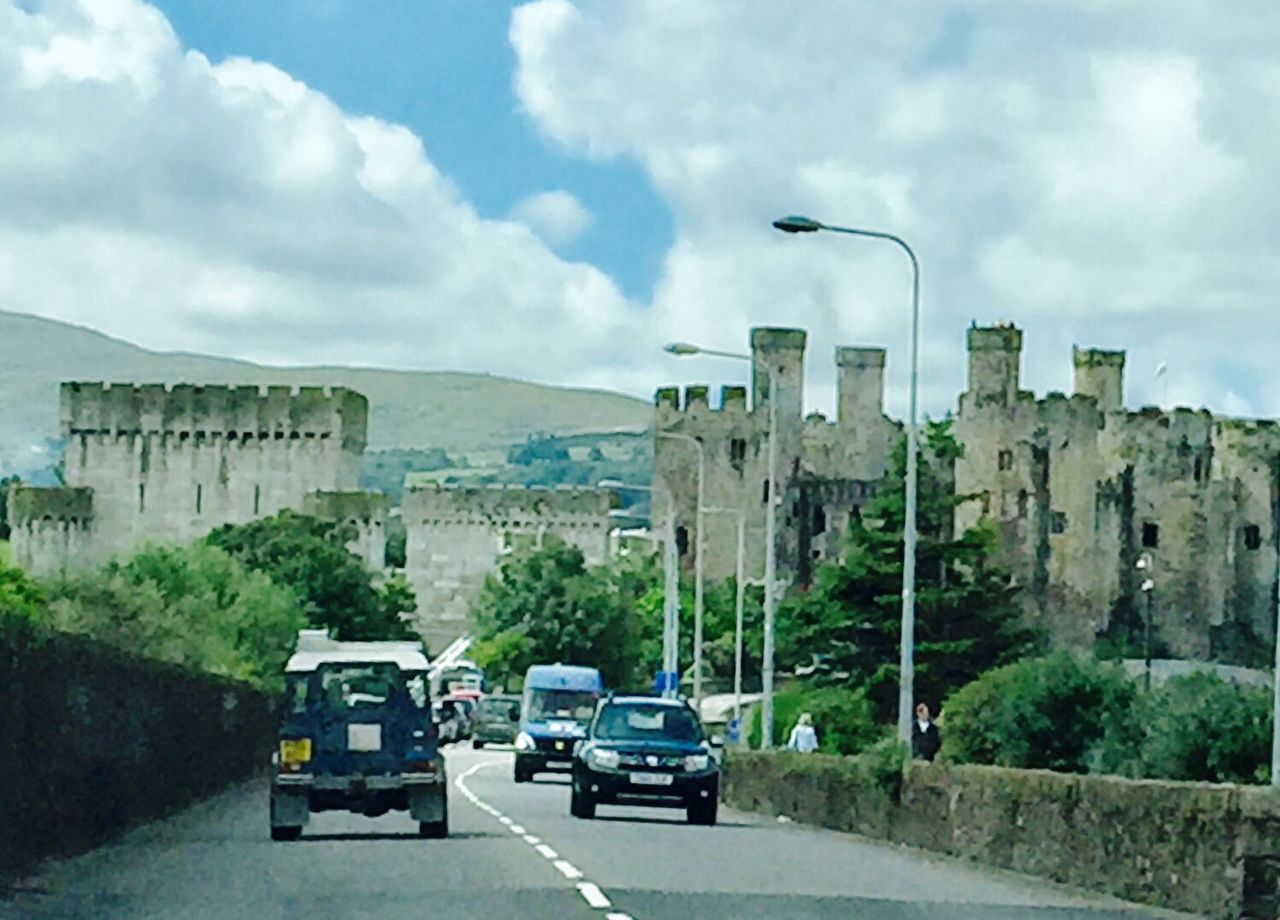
[1138,672,1271,784]
[206,510,415,642]
[779,419,1044,721]
[42,543,306,690]
[470,537,647,689]
[0,557,45,621]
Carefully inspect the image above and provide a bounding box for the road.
[1,745,1192,919]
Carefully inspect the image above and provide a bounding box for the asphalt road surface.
[1,746,1196,919]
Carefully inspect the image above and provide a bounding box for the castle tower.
[963,323,1023,411]
[1072,347,1126,412]
[59,382,367,561]
[836,347,886,428]
[750,327,807,421]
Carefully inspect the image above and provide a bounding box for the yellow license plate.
[280,738,312,764]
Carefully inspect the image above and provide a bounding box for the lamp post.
[1272,526,1280,785]
[656,431,707,714]
[772,214,922,745]
[705,506,747,731]
[1136,553,1154,692]
[601,479,680,697]
[666,342,781,749]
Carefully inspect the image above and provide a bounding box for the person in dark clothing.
[911,702,942,762]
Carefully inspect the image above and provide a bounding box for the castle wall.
[6,486,95,576]
[56,383,364,564]
[402,485,612,652]
[302,490,390,572]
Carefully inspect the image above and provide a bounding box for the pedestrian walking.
[911,702,941,762]
[786,712,819,753]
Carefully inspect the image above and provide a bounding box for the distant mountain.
[0,310,652,465]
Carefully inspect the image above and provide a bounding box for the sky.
[1,0,1278,422]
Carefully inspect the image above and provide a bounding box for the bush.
[0,559,46,621]
[747,685,884,755]
[1139,672,1271,784]
[942,652,1139,774]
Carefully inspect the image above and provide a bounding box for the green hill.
[0,310,652,465]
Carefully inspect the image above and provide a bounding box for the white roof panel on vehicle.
[285,631,430,672]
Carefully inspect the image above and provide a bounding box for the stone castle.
[654,324,1280,663]
[6,381,613,648]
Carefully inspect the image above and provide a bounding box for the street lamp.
[601,479,680,698]
[1136,553,1154,691]
[665,341,782,749]
[773,213,923,746]
[656,431,707,714]
[705,506,747,733]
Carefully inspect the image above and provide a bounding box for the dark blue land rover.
[570,695,720,825]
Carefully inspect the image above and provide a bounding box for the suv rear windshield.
[479,698,520,720]
[594,703,701,743]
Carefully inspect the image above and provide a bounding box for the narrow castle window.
[762,479,770,504]
[998,449,1014,471]
[1193,457,1203,482]
[196,484,203,515]
[1050,510,1067,534]
[813,504,827,535]
[1141,522,1159,548]
[729,438,747,473]
[138,484,146,513]
[675,526,689,557]
[1245,525,1262,551]
[253,485,261,516]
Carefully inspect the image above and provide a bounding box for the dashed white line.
[577,882,611,908]
[535,843,559,860]
[498,815,513,825]
[523,834,540,845]
[509,824,526,835]
[553,860,583,880]
[605,914,633,920]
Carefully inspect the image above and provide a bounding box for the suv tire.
[514,762,532,783]
[687,799,718,826]
[472,738,484,749]
[570,781,596,819]
[270,825,302,841]
[419,799,449,839]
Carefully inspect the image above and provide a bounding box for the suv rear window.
[595,703,701,743]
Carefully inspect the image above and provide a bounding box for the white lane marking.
[554,860,583,880]
[457,756,629,913]
[577,882,611,908]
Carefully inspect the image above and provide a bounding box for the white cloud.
[0,0,641,391]
[508,190,593,246]
[511,0,1280,420]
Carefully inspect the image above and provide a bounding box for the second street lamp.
[773,213,923,745]
[665,341,782,749]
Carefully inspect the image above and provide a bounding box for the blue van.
[513,664,604,783]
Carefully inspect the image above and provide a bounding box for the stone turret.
[750,327,807,420]
[1073,347,1126,412]
[836,347,886,428]
[964,323,1023,410]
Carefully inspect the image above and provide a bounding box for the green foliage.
[781,419,1044,720]
[1137,672,1271,784]
[942,652,1139,774]
[861,735,912,800]
[0,558,46,621]
[385,514,407,568]
[42,543,306,690]
[206,510,415,641]
[470,537,649,689]
[746,685,885,755]
[508,433,570,465]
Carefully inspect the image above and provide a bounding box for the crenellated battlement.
[653,385,752,417]
[60,382,368,451]
[402,483,612,523]
[7,485,94,528]
[303,490,390,524]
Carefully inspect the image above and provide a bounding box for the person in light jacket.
[911,702,942,762]
[786,712,819,753]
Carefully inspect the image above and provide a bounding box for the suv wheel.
[270,825,301,841]
[687,799,717,826]
[570,780,596,819]
[472,738,484,749]
[514,762,531,783]
[419,799,449,839]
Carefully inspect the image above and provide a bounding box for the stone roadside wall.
[0,613,276,879]
[721,751,1280,919]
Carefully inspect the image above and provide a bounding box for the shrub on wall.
[942,652,1139,774]
[1138,671,1271,784]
